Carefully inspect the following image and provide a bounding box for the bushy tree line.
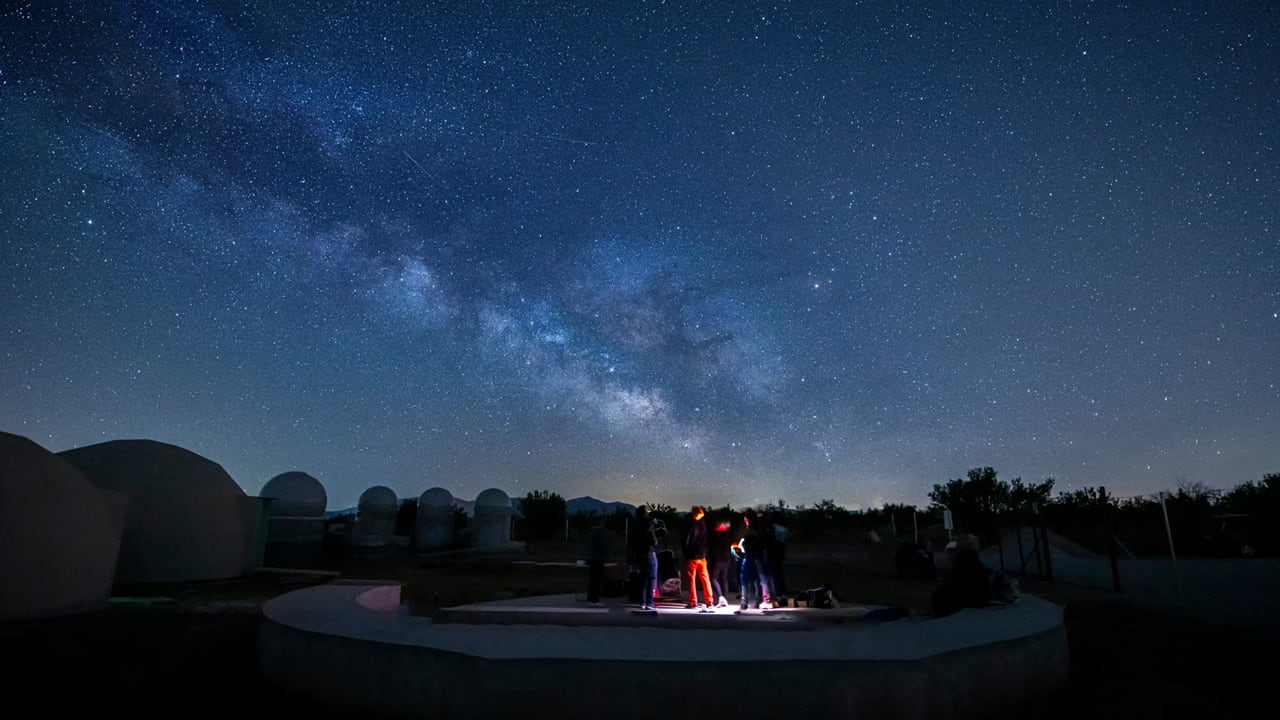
[924,468,1280,558]
[387,470,1278,557]
[1076,475,1280,557]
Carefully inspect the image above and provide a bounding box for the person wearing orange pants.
[682,506,715,610]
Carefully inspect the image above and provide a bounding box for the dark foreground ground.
[2,543,1272,719]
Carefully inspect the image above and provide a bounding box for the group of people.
[590,507,1017,617]
[622,504,789,612]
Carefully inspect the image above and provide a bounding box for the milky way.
[2,1,1276,511]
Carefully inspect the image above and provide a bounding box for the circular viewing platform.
[259,582,1068,719]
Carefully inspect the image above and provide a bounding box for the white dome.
[261,471,327,516]
[358,485,398,513]
[474,487,511,510]
[418,486,454,508]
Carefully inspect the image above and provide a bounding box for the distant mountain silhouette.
[565,496,636,516]
[325,494,634,519]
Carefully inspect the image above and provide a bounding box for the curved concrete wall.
[260,584,1068,720]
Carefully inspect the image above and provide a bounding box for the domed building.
[472,487,513,548]
[414,486,455,552]
[262,471,327,517]
[260,471,328,564]
[0,432,125,622]
[58,439,267,584]
[350,484,399,547]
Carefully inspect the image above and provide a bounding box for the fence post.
[1036,503,1053,582]
[1158,491,1185,606]
[1013,521,1024,573]
[1101,486,1122,592]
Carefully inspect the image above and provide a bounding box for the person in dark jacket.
[766,510,790,601]
[708,517,735,608]
[734,509,773,611]
[628,505,659,610]
[682,506,714,609]
[931,548,993,618]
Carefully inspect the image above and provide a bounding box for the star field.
[2,1,1276,511]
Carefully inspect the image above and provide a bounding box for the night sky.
[2,1,1276,513]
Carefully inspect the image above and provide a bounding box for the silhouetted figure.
[708,518,734,608]
[931,548,994,618]
[734,509,772,610]
[628,505,660,610]
[767,511,790,600]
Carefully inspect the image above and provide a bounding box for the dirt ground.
[1,541,1272,719]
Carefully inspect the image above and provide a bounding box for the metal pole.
[1108,533,1123,592]
[1037,504,1053,582]
[1158,491,1184,605]
[1101,486,1122,592]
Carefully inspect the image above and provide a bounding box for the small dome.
[418,486,454,508]
[358,485,398,513]
[474,487,511,510]
[261,471,327,516]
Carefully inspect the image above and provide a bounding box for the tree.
[452,506,468,536]
[644,503,680,536]
[812,498,844,519]
[1220,473,1280,515]
[1007,477,1055,521]
[1051,486,1114,513]
[567,510,599,540]
[793,499,855,540]
[518,490,567,540]
[927,467,1011,543]
[395,499,418,537]
[608,506,634,533]
[645,502,677,516]
[1043,485,1117,554]
[1161,480,1223,555]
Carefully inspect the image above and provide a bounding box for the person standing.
[767,510,790,603]
[708,517,734,608]
[628,505,659,611]
[735,509,773,610]
[585,514,610,606]
[930,547,993,618]
[682,506,715,610]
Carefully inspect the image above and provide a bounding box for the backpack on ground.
[806,584,839,609]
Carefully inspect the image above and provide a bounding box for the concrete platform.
[259,582,1069,719]
[439,593,903,629]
